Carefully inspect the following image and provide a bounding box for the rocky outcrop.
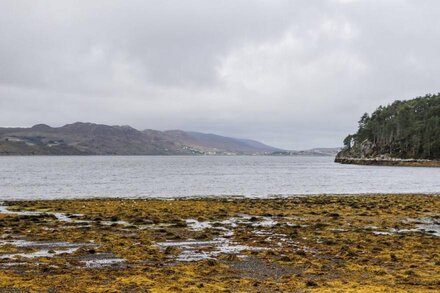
[335,156,440,167]
[336,94,440,167]
[335,144,440,167]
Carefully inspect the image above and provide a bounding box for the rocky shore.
[335,157,440,167]
[0,195,438,292]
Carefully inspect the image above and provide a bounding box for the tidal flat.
[0,195,438,292]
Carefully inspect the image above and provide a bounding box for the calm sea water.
[0,156,439,200]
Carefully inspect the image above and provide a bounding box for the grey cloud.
[1,0,439,149]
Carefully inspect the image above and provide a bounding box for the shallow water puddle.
[186,215,278,231]
[158,240,225,247]
[0,247,79,259]
[0,239,87,248]
[0,238,126,268]
[157,238,267,262]
[0,239,94,260]
[185,219,213,231]
[0,205,42,216]
[159,216,281,262]
[0,202,83,223]
[405,217,440,237]
[79,253,126,268]
[369,218,440,237]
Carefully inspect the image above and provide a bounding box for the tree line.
[342,93,440,159]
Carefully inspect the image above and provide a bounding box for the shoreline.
[2,192,440,202]
[335,157,440,167]
[0,194,438,292]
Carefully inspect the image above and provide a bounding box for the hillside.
[336,93,440,164]
[272,148,341,157]
[0,122,282,155]
[163,130,282,154]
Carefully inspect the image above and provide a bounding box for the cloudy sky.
[1,0,439,149]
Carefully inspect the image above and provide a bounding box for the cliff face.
[336,94,440,165]
[336,139,376,160]
[0,122,282,155]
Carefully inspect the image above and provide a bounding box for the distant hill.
[0,122,283,155]
[336,93,440,163]
[271,147,341,157]
[164,130,282,154]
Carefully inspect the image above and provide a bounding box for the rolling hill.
[0,122,283,155]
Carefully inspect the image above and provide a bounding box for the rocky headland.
[336,94,440,167]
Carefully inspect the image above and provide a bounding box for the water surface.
[0,156,439,200]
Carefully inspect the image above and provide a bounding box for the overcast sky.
[1,0,439,149]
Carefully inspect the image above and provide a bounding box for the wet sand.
[0,194,438,292]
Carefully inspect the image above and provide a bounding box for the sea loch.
[1,155,439,200]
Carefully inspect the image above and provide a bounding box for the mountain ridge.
[0,122,282,155]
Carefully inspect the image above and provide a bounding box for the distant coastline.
[0,122,340,156]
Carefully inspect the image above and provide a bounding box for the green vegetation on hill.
[339,93,440,160]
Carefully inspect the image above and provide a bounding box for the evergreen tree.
[340,93,440,159]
